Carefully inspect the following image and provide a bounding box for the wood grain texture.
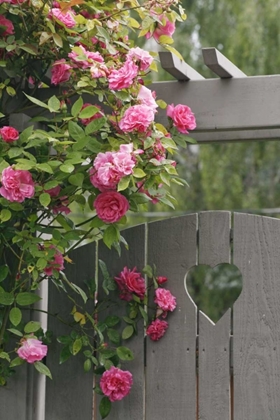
[198,211,231,420]
[233,213,280,420]
[45,242,96,420]
[146,214,198,420]
[96,225,146,420]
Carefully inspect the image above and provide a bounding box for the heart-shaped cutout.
[185,263,242,324]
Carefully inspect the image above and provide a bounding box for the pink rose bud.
[100,366,133,402]
[146,319,169,341]
[0,126,19,143]
[17,338,48,363]
[44,246,65,276]
[156,276,168,285]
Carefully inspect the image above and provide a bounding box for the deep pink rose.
[108,60,138,90]
[154,288,176,312]
[0,126,19,143]
[44,246,64,276]
[127,47,153,71]
[0,167,35,203]
[146,319,168,341]
[0,15,14,36]
[45,185,61,197]
[17,338,48,363]
[51,60,72,85]
[156,276,168,285]
[79,103,103,126]
[49,8,76,28]
[167,104,196,134]
[94,191,129,223]
[100,367,133,402]
[137,86,158,112]
[119,104,154,133]
[114,266,146,301]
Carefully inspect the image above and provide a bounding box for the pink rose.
[0,126,19,143]
[127,47,153,71]
[152,15,175,41]
[108,60,138,90]
[90,62,109,79]
[156,276,168,285]
[167,104,196,134]
[0,15,14,36]
[119,104,155,133]
[68,46,104,69]
[79,103,103,126]
[51,60,72,85]
[100,366,133,402]
[17,338,48,363]
[44,246,64,276]
[154,288,176,312]
[114,266,146,301]
[49,8,76,28]
[0,167,35,203]
[94,191,129,223]
[146,319,168,341]
[45,185,61,197]
[137,85,158,112]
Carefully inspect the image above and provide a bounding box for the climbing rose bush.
[0,0,192,417]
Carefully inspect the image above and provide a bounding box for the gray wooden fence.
[2,211,280,420]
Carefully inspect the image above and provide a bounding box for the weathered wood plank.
[202,48,246,79]
[96,225,146,420]
[159,51,204,81]
[146,214,198,420]
[45,242,96,420]
[198,211,231,420]
[233,213,280,420]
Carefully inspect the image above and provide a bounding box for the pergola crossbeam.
[202,48,246,78]
[159,51,204,81]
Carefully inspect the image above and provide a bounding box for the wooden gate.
[2,210,280,420]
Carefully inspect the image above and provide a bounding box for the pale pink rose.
[100,367,133,402]
[17,338,48,364]
[146,319,168,341]
[127,47,153,71]
[154,288,176,312]
[49,8,76,28]
[0,126,19,143]
[79,103,103,126]
[156,276,168,285]
[0,167,34,203]
[68,46,104,69]
[153,15,175,41]
[108,60,138,90]
[51,60,72,85]
[44,246,64,276]
[94,191,129,223]
[119,104,154,133]
[167,104,196,134]
[137,85,158,112]
[0,15,14,36]
[90,63,109,79]
[114,266,146,301]
[90,144,136,191]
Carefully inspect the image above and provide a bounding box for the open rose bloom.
[100,367,133,402]
[17,338,48,363]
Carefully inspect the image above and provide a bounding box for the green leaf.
[16,292,41,306]
[107,328,120,345]
[0,291,14,305]
[71,96,83,117]
[116,346,134,360]
[79,105,100,119]
[24,321,41,333]
[72,338,82,355]
[68,173,84,187]
[24,93,49,109]
[60,163,75,173]
[68,121,84,141]
[0,266,9,282]
[121,325,134,340]
[36,257,48,270]
[34,361,52,379]
[20,125,33,143]
[142,264,153,278]
[105,316,120,327]
[139,306,148,322]
[10,357,25,367]
[39,192,51,207]
[133,168,146,178]
[8,147,23,158]
[103,225,120,249]
[159,35,174,44]
[99,397,111,419]
[9,307,22,326]
[48,95,61,112]
[59,346,72,364]
[0,351,10,362]
[117,176,130,192]
[85,117,106,134]
[7,328,23,337]
[36,163,53,174]
[84,358,92,372]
